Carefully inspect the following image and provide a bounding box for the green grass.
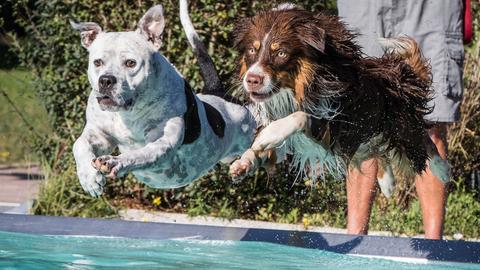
[32,164,117,218]
[0,69,50,164]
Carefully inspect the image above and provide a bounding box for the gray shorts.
[338,0,464,122]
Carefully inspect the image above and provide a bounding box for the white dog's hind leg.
[429,155,451,184]
[425,137,451,184]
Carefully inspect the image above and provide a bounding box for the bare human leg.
[415,123,448,239]
[346,159,378,235]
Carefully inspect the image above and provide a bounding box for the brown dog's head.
[233,5,362,105]
[234,5,327,103]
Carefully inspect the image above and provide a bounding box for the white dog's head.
[71,5,166,112]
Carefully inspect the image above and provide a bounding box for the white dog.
[71,5,256,197]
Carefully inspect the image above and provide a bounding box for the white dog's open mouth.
[96,96,117,106]
[96,96,134,110]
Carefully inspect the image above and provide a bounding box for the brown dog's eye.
[125,59,137,68]
[278,51,287,58]
[248,48,256,55]
[93,59,103,67]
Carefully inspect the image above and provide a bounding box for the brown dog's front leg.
[229,148,278,181]
[251,111,310,151]
[251,111,331,152]
[230,148,262,181]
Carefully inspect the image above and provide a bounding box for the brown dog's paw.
[229,159,253,182]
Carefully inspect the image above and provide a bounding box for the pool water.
[0,231,478,270]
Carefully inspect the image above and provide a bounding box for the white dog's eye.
[93,59,103,67]
[125,59,137,68]
[248,48,256,55]
[278,51,287,58]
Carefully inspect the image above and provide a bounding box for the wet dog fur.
[227,4,450,191]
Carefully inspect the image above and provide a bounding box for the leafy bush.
[368,178,480,239]
[8,0,479,239]
[33,164,116,218]
[0,70,50,164]
[448,17,480,181]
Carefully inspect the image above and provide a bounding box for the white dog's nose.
[98,75,117,93]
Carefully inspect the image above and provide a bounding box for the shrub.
[33,164,116,218]
[448,19,480,182]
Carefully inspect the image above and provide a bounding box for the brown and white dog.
[227,4,450,193]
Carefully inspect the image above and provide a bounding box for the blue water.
[0,231,478,270]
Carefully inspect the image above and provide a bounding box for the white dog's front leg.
[73,128,114,197]
[93,117,184,178]
[251,111,309,151]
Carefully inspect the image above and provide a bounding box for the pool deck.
[0,213,479,264]
[119,209,394,237]
[0,164,41,213]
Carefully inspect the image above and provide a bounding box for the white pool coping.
[119,209,396,236]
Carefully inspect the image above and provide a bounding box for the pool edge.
[0,213,478,264]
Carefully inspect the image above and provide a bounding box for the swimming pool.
[0,214,479,269]
[0,231,478,270]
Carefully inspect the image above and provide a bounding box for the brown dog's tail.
[378,37,431,83]
[371,37,434,173]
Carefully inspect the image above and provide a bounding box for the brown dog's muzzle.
[245,72,264,92]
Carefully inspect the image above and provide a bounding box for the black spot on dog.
[182,80,201,144]
[202,101,225,138]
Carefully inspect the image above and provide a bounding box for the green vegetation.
[0,69,50,164]
[368,179,480,238]
[4,0,479,239]
[33,164,116,218]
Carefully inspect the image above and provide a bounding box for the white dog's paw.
[91,155,126,179]
[229,159,255,182]
[78,170,106,197]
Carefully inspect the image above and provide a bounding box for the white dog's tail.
[180,0,223,95]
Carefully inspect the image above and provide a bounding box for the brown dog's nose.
[98,75,117,94]
[246,73,264,91]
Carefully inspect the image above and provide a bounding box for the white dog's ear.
[70,20,102,49]
[137,5,165,50]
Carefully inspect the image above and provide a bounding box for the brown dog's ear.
[300,22,326,53]
[232,18,253,49]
